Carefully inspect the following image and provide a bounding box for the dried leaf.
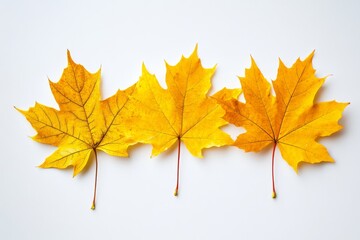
[122,46,239,195]
[17,51,137,209]
[216,52,349,198]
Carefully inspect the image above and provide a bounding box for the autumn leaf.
[122,46,239,196]
[216,52,349,198]
[16,51,137,209]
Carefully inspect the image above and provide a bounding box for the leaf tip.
[249,54,255,61]
[190,44,199,58]
[48,78,55,86]
[249,56,260,71]
[14,106,22,114]
[301,50,315,64]
[194,43,199,52]
[66,49,76,66]
[141,62,150,74]
[278,57,285,67]
[72,170,80,178]
[310,49,316,57]
[30,135,38,142]
[38,162,46,169]
[66,49,71,59]
[212,63,218,71]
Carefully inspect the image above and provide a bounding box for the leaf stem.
[91,149,98,210]
[272,142,277,199]
[174,137,181,196]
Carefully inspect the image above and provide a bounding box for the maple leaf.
[122,46,239,196]
[216,52,349,198]
[16,51,137,209]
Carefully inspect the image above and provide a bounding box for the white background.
[1,0,359,239]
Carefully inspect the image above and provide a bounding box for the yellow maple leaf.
[122,46,240,196]
[16,51,137,209]
[216,52,349,198]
